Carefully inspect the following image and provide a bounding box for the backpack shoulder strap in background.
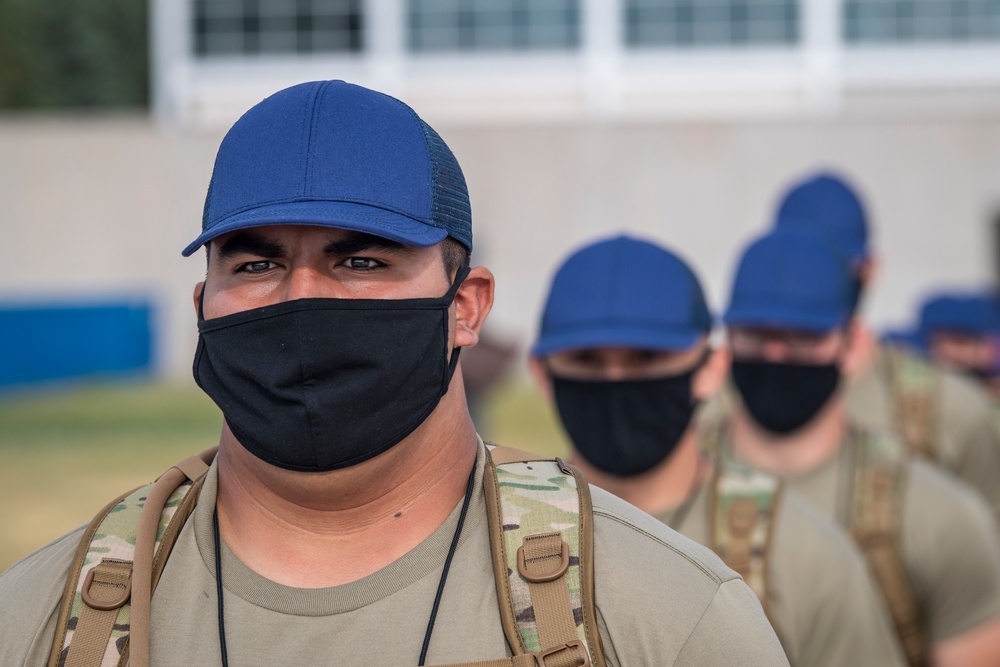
[48,448,216,667]
[848,428,925,667]
[882,344,939,461]
[709,458,782,617]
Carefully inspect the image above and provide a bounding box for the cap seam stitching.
[302,80,329,199]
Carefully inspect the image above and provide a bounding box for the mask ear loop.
[443,265,473,384]
[197,282,207,322]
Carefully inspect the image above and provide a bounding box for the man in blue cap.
[775,171,1000,524]
[919,292,1000,398]
[0,81,787,666]
[711,227,1000,667]
[530,234,907,667]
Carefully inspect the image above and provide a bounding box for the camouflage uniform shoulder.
[0,526,86,667]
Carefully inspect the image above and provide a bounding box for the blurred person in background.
[918,292,1000,400]
[530,234,906,667]
[707,227,1000,667]
[774,172,1000,524]
[0,80,787,667]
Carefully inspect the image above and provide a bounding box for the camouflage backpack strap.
[48,448,216,667]
[883,344,939,460]
[848,428,926,667]
[480,445,604,667]
[709,459,782,617]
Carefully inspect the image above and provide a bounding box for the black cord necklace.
[213,466,477,667]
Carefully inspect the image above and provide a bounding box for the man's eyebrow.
[217,232,286,260]
[323,234,410,257]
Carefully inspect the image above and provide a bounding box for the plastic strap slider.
[517,533,570,583]
[528,640,591,667]
[81,559,133,611]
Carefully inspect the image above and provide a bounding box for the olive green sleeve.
[0,527,84,667]
[903,461,1000,642]
[768,492,907,667]
[935,372,1000,523]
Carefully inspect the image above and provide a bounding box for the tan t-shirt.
[657,477,906,667]
[848,345,1000,523]
[718,427,1000,644]
[0,442,788,667]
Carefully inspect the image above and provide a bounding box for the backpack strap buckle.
[517,533,569,583]
[81,559,133,611]
[529,640,591,667]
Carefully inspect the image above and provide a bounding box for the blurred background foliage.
[0,0,148,109]
[0,380,566,571]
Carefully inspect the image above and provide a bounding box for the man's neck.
[730,396,846,476]
[570,430,707,516]
[215,397,479,589]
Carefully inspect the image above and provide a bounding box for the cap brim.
[723,304,845,332]
[532,325,703,357]
[182,200,448,256]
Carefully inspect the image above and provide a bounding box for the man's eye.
[631,349,665,363]
[346,257,382,271]
[237,261,277,273]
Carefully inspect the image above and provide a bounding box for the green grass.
[0,378,568,572]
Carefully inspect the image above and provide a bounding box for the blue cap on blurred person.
[724,228,853,332]
[920,293,1000,337]
[533,234,712,356]
[775,172,869,264]
[183,80,472,257]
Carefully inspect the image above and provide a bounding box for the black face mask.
[193,267,469,472]
[550,367,700,478]
[730,360,840,435]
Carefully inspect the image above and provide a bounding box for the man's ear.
[693,346,730,402]
[528,356,554,401]
[857,254,879,289]
[453,266,495,349]
[193,282,205,316]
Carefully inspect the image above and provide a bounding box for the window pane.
[408,0,580,52]
[625,0,800,47]
[192,0,364,57]
[845,0,1000,42]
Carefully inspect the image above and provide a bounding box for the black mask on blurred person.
[730,360,840,435]
[193,267,468,472]
[551,368,700,477]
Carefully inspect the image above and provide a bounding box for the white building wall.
[1,111,998,378]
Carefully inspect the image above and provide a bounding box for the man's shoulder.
[588,484,741,588]
[936,367,996,424]
[586,486,787,665]
[0,526,85,667]
[770,489,868,587]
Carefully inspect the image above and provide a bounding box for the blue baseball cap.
[533,234,712,356]
[724,228,853,332]
[775,171,869,265]
[183,80,472,257]
[920,293,1000,337]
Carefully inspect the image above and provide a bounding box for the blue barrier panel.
[0,301,153,389]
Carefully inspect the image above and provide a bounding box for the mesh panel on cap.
[419,120,472,252]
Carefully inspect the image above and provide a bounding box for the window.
[625,0,800,47]
[408,0,581,52]
[845,0,1000,43]
[193,0,363,57]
